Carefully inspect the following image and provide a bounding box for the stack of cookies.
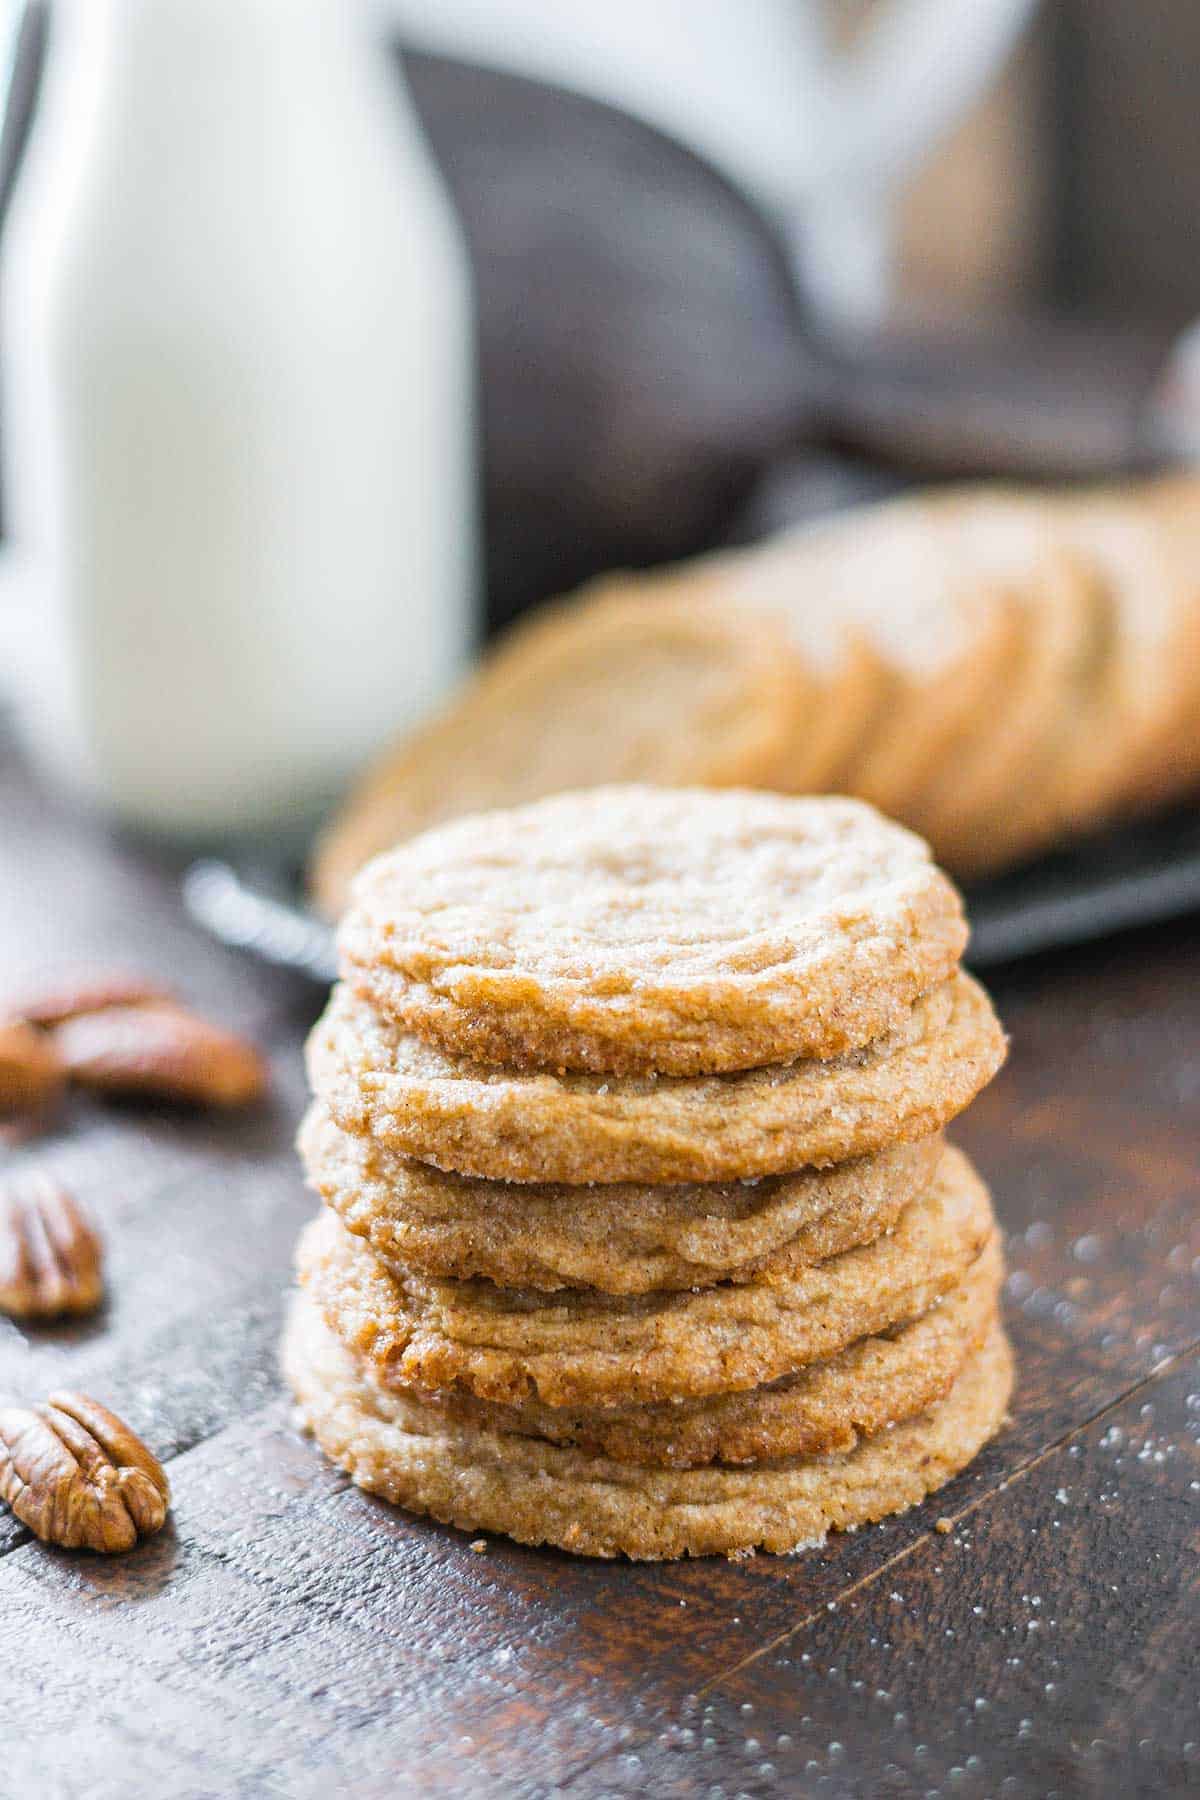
[285,788,1013,1560]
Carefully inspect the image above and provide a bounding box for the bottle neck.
[49,0,379,75]
[41,0,406,149]
[23,0,445,243]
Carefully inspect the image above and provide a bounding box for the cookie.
[282,1296,1013,1560]
[340,787,967,1076]
[780,628,892,794]
[1131,676,1200,816]
[695,532,894,790]
[909,528,1107,875]
[787,492,1030,819]
[309,970,1004,1185]
[295,1144,994,1408]
[420,1236,1004,1467]
[1099,476,1200,815]
[1026,482,1200,842]
[299,1104,942,1294]
[309,579,811,918]
[845,598,1025,816]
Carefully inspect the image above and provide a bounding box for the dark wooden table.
[1,744,1198,1800]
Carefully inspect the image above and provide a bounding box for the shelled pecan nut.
[6,972,172,1029]
[0,1391,170,1552]
[0,1022,64,1115]
[0,1176,105,1319]
[52,1002,267,1108]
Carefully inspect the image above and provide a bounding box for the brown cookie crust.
[1025,481,1200,844]
[299,1104,942,1294]
[309,971,1005,1185]
[282,1296,1014,1560]
[340,787,967,1075]
[843,592,1026,823]
[420,1237,1004,1467]
[911,541,1106,874]
[296,1145,995,1408]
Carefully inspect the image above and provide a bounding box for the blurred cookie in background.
[312,473,1200,911]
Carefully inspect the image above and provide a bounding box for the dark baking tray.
[183,802,1200,988]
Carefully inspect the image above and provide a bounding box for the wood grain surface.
[0,742,1198,1798]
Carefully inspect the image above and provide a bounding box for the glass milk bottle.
[2,0,476,838]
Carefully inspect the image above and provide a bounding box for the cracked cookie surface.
[339,787,967,1074]
[283,1295,1013,1560]
[299,1104,942,1294]
[416,1235,1003,1467]
[296,1145,994,1408]
[308,971,1004,1185]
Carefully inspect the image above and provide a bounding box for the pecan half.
[6,972,172,1029]
[0,1022,64,1115]
[52,1002,267,1108]
[0,1392,170,1551]
[0,1176,105,1319]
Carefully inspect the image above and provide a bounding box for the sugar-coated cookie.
[282,1297,1013,1560]
[299,1103,942,1294]
[309,971,1004,1186]
[420,1237,1003,1468]
[341,787,967,1076]
[295,1146,994,1408]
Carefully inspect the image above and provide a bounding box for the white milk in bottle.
[2,0,476,837]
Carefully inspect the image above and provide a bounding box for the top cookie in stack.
[338,787,969,1076]
[285,787,1012,1560]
